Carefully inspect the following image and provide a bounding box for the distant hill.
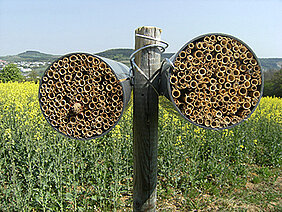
[0,51,59,62]
[95,48,132,66]
[259,58,282,70]
[96,48,132,60]
[1,49,281,71]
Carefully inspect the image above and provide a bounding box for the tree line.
[263,68,282,97]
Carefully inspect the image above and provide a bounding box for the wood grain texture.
[133,26,161,211]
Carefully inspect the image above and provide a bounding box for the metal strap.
[130,34,169,94]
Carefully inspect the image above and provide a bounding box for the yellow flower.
[4,128,12,139]
[194,128,201,134]
[177,136,181,142]
[229,130,234,136]
[175,135,184,148]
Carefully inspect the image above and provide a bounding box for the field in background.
[0,82,281,211]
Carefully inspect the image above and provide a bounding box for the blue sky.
[0,0,281,57]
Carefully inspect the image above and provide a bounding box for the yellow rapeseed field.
[0,81,281,211]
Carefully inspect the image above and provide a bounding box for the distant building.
[20,67,32,72]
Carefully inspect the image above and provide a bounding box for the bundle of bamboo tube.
[39,53,128,139]
[169,34,263,129]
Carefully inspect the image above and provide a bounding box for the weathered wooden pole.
[133,26,162,211]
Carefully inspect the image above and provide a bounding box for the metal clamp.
[129,34,169,94]
[161,58,174,69]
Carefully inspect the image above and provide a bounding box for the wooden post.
[133,26,162,211]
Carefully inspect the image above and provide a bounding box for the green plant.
[263,68,282,97]
[0,64,24,82]
[0,82,281,211]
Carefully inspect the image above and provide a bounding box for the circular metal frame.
[162,33,264,130]
[39,52,131,140]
